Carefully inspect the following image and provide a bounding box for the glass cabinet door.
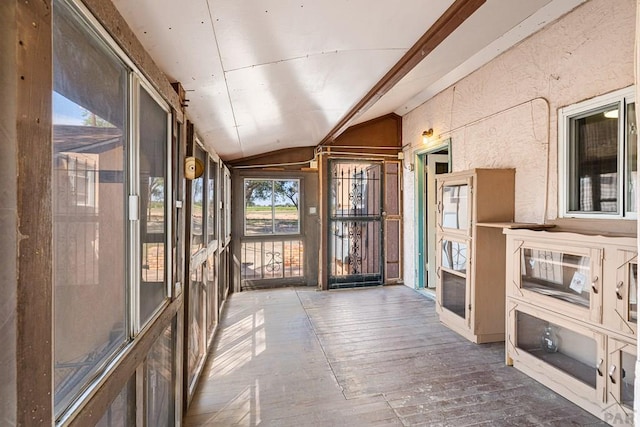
[515,310,600,389]
[605,338,636,424]
[614,250,638,336]
[520,248,590,307]
[515,242,602,323]
[439,239,468,320]
[440,181,470,233]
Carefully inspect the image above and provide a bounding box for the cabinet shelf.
[525,349,596,388]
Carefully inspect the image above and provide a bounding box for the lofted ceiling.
[111,0,585,161]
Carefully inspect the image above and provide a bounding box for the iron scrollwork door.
[328,161,383,288]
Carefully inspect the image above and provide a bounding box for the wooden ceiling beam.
[319,0,486,145]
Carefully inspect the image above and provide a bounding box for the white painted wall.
[402,0,635,289]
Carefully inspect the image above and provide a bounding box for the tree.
[273,181,298,209]
[81,109,114,127]
[245,179,298,209]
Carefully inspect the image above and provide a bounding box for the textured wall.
[402,0,636,288]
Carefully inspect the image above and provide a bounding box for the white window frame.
[558,86,636,220]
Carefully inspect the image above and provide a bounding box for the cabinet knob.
[609,365,617,384]
[596,359,604,377]
[616,281,624,300]
[591,276,599,294]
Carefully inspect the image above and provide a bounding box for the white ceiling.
[111,0,585,160]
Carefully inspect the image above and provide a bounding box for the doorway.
[328,160,383,288]
[415,143,450,289]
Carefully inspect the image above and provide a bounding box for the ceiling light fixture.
[604,109,619,119]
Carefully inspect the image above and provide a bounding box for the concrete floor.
[184,285,606,426]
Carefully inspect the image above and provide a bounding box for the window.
[53,0,128,414]
[559,87,637,218]
[190,144,206,255]
[53,0,171,418]
[207,158,218,243]
[244,179,300,235]
[224,167,232,239]
[138,83,171,325]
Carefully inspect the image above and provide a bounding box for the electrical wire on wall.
[231,145,403,169]
[414,96,551,224]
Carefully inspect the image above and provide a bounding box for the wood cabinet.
[435,168,515,343]
[505,229,637,425]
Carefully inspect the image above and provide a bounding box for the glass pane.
[442,184,468,230]
[207,252,217,335]
[191,151,204,254]
[568,104,619,213]
[441,240,467,273]
[146,324,174,427]
[516,311,597,388]
[53,0,128,414]
[330,162,382,218]
[95,377,134,427]
[274,180,299,233]
[139,87,168,325]
[442,271,466,318]
[520,249,590,308]
[621,350,636,409]
[629,263,637,323]
[225,171,232,238]
[188,266,204,388]
[329,221,381,279]
[245,179,273,235]
[207,159,216,242]
[627,102,637,213]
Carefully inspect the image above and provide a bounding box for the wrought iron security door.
[329,161,383,288]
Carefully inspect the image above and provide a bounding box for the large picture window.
[244,179,300,235]
[559,87,637,218]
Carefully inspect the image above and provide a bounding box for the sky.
[53,91,85,126]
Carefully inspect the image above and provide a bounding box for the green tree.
[245,180,298,209]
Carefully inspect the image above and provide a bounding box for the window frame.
[132,75,173,333]
[53,0,174,421]
[243,178,301,237]
[558,86,636,220]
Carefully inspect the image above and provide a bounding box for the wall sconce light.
[422,128,434,144]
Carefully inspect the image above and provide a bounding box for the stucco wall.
[402,0,636,288]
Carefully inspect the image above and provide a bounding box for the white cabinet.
[505,229,637,425]
[435,168,515,343]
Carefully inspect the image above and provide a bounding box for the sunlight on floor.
[208,309,266,379]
